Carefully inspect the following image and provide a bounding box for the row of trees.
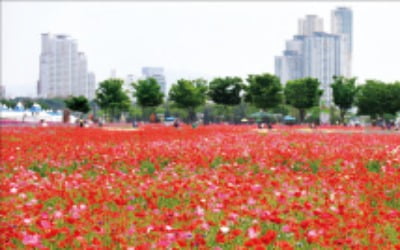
[2,73,399,123]
[0,97,67,111]
[91,74,399,123]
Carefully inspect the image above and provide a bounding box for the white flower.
[220,226,230,234]
[23,218,32,225]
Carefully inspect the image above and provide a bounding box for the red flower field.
[1,125,400,249]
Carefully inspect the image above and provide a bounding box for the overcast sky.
[2,1,400,97]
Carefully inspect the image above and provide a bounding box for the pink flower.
[282,225,291,233]
[54,211,63,218]
[23,234,40,246]
[248,227,259,239]
[40,220,51,229]
[196,206,205,216]
[247,197,256,205]
[307,230,318,237]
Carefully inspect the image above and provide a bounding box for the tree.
[95,78,131,121]
[64,96,90,115]
[169,78,208,122]
[132,78,164,108]
[208,76,243,106]
[208,76,244,122]
[284,77,322,122]
[22,98,34,109]
[36,97,65,111]
[331,76,358,123]
[0,98,17,109]
[132,78,164,119]
[356,80,400,119]
[386,82,400,115]
[244,73,282,111]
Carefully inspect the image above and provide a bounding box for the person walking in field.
[173,118,180,129]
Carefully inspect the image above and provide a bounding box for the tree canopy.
[132,78,164,108]
[64,96,90,114]
[169,78,208,122]
[355,80,400,118]
[244,73,282,111]
[95,78,131,121]
[208,76,243,106]
[331,76,358,123]
[284,77,322,122]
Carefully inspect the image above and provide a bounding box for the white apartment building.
[275,7,353,106]
[87,73,96,100]
[37,33,96,99]
[302,32,341,105]
[275,38,304,87]
[0,84,5,98]
[332,7,353,77]
[298,15,324,36]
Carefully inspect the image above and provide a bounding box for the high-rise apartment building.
[275,7,352,105]
[37,33,96,99]
[142,67,167,97]
[275,38,304,86]
[302,32,341,104]
[0,84,5,98]
[87,73,96,100]
[298,15,324,36]
[332,7,353,77]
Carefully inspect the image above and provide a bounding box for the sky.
[2,1,400,97]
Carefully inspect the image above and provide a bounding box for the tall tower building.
[302,32,341,105]
[142,67,167,97]
[38,33,96,99]
[298,15,324,36]
[0,84,5,98]
[275,37,304,87]
[332,7,352,53]
[87,72,96,100]
[275,8,353,106]
[332,7,353,77]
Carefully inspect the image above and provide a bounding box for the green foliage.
[244,73,283,111]
[17,98,34,109]
[284,77,322,122]
[0,98,17,108]
[271,104,290,116]
[355,80,400,118]
[385,189,400,211]
[309,160,321,174]
[132,77,164,108]
[169,78,208,121]
[129,196,148,208]
[383,224,399,244]
[386,82,400,115]
[28,163,51,177]
[211,156,224,169]
[36,97,65,110]
[331,76,358,123]
[157,197,180,209]
[139,160,156,175]
[43,196,65,209]
[208,76,243,106]
[95,78,131,121]
[365,160,381,173]
[305,106,321,124]
[64,95,90,114]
